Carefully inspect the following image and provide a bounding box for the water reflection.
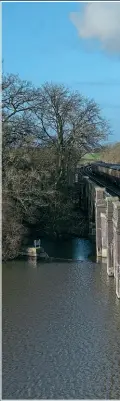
[41,237,94,261]
[28,257,37,268]
[2,239,120,399]
[71,238,92,260]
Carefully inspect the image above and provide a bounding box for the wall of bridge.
[81,176,120,299]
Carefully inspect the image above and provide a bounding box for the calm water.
[2,239,120,399]
[41,237,94,260]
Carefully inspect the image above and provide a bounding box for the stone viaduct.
[70,170,120,299]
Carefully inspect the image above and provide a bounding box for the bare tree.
[101,142,120,163]
[2,75,110,165]
[2,73,111,258]
[32,82,110,184]
[2,74,37,124]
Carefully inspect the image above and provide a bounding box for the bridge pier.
[116,265,120,299]
[113,201,120,298]
[101,212,107,258]
[82,176,96,237]
[95,187,106,258]
[106,197,118,276]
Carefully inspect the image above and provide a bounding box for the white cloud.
[70,2,120,53]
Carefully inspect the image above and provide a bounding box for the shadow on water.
[41,237,96,262]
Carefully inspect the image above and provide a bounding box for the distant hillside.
[78,143,120,165]
[101,142,120,163]
[78,152,101,165]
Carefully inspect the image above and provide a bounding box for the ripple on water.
[2,259,120,399]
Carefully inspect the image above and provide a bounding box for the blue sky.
[2,1,120,143]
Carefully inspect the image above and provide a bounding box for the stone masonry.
[81,174,120,299]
